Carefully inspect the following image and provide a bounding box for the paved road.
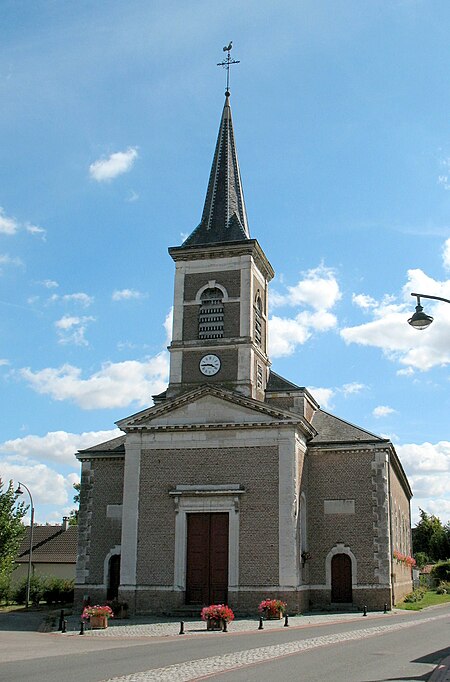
[1,606,450,681]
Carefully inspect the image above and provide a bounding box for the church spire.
[182,91,250,247]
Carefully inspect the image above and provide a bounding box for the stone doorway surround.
[169,484,244,594]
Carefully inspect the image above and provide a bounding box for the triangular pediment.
[117,385,316,436]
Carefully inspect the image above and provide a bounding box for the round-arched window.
[198,288,224,339]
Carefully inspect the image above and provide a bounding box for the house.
[74,88,413,615]
[14,518,77,582]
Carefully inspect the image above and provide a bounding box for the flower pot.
[207,617,224,631]
[90,615,108,629]
[265,611,282,620]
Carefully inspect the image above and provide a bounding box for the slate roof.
[310,409,388,445]
[78,435,126,455]
[182,93,250,247]
[16,525,78,564]
[266,371,303,392]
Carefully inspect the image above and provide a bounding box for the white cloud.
[271,265,341,310]
[341,382,365,396]
[0,253,23,269]
[352,293,379,310]
[0,428,121,465]
[443,238,450,270]
[89,147,138,182]
[40,279,59,289]
[396,440,450,523]
[164,307,173,344]
[269,311,337,358]
[55,315,95,346]
[1,458,72,509]
[20,352,169,409]
[112,288,146,301]
[49,292,94,307]
[307,386,335,409]
[0,208,19,235]
[26,223,46,240]
[373,405,396,418]
[0,358,10,366]
[126,190,139,202]
[341,265,450,371]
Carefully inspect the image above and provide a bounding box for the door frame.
[170,485,244,594]
[325,543,357,594]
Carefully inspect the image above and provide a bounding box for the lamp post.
[15,482,34,609]
[408,292,450,330]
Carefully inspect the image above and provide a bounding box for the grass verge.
[396,589,450,610]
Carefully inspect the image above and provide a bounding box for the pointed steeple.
[182,92,250,247]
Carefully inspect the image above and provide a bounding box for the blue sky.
[1,0,449,526]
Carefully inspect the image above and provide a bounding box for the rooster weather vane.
[217,41,240,95]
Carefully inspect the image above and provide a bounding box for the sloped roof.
[16,525,78,564]
[182,93,250,247]
[266,371,303,392]
[78,434,126,455]
[310,409,388,445]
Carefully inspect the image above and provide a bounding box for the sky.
[1,0,449,528]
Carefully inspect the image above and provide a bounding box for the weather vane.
[217,41,240,95]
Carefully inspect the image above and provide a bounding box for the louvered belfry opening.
[198,287,224,339]
[254,295,262,347]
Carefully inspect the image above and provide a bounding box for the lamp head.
[408,303,434,330]
[15,484,23,496]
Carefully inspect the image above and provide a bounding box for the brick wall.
[82,458,124,584]
[307,448,380,586]
[136,445,279,586]
[183,271,241,301]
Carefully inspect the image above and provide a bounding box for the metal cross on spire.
[217,41,240,95]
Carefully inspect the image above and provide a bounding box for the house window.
[199,288,224,339]
[254,295,262,346]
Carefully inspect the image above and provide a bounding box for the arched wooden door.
[107,554,120,600]
[331,553,352,603]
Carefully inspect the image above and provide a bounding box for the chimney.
[62,516,69,531]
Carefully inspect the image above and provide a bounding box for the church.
[74,84,413,615]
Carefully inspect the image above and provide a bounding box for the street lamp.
[15,482,34,609]
[408,292,450,330]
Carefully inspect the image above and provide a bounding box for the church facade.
[74,91,413,615]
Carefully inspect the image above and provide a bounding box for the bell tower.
[167,88,274,401]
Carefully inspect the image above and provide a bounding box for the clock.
[199,354,221,376]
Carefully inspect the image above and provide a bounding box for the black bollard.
[179,621,185,635]
[79,621,85,635]
[284,614,289,627]
[363,605,367,616]
[58,609,65,631]
[258,616,264,630]
[61,619,67,633]
[222,620,228,633]
[384,603,388,614]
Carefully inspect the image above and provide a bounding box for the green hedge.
[430,561,450,586]
[13,576,74,605]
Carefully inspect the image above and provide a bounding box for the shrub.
[0,573,11,603]
[13,575,44,605]
[403,587,427,603]
[42,577,74,604]
[430,561,450,586]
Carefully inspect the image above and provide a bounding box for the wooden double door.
[186,513,229,605]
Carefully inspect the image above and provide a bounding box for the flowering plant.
[200,604,235,623]
[81,604,114,620]
[393,550,416,567]
[258,599,287,616]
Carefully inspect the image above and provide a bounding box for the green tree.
[69,482,80,526]
[0,479,27,598]
[412,509,450,562]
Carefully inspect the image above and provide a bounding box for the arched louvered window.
[198,287,224,339]
[254,294,263,347]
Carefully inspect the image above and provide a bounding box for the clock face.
[199,354,221,376]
